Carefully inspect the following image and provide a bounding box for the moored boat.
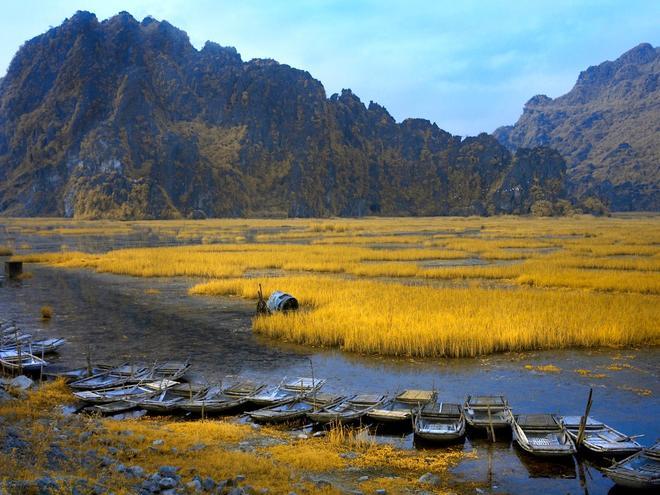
[42,365,114,383]
[307,394,387,425]
[221,379,266,399]
[247,377,326,407]
[603,443,660,489]
[0,349,48,372]
[88,400,138,415]
[512,414,576,457]
[142,360,191,382]
[69,363,150,390]
[367,390,436,425]
[73,379,178,404]
[2,338,66,355]
[179,385,247,414]
[463,395,512,431]
[248,393,344,424]
[414,401,466,442]
[561,415,643,456]
[130,388,188,413]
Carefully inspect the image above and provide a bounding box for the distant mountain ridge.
[1,11,569,218]
[494,43,660,211]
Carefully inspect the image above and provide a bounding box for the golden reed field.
[7,215,660,358]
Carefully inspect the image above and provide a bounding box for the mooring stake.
[576,388,594,447]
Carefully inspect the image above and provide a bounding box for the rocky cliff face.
[495,43,659,211]
[0,11,567,219]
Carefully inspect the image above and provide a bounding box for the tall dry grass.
[190,276,659,357]
[7,214,660,357]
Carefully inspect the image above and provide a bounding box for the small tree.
[530,200,553,216]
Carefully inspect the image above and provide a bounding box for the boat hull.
[179,399,246,414]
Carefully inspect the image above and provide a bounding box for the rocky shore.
[0,378,475,495]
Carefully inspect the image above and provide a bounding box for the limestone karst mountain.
[495,43,659,211]
[0,11,568,218]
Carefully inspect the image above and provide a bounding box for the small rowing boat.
[247,377,326,407]
[42,365,114,383]
[69,363,150,390]
[414,401,466,443]
[249,393,344,424]
[561,415,643,456]
[603,443,660,489]
[367,390,436,425]
[73,379,178,404]
[2,338,66,355]
[463,395,512,431]
[179,385,245,414]
[307,394,387,425]
[512,414,576,457]
[0,349,48,372]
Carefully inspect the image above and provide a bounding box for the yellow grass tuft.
[0,378,73,419]
[524,364,561,373]
[40,305,54,319]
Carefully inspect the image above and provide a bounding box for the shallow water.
[0,255,658,494]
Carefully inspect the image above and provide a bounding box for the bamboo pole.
[576,388,594,447]
[16,329,22,376]
[487,405,496,442]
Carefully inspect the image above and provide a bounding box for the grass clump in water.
[40,305,54,319]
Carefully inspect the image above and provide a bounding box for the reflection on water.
[1,263,658,494]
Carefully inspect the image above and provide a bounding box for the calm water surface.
[0,231,658,495]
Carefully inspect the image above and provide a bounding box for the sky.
[1,1,658,136]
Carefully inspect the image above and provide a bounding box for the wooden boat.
[142,360,191,381]
[2,338,66,355]
[463,395,512,430]
[367,390,436,424]
[130,389,187,413]
[179,379,266,414]
[247,377,326,407]
[307,394,387,425]
[0,349,48,372]
[42,365,113,382]
[0,332,32,346]
[561,416,643,456]
[221,379,265,398]
[73,379,178,404]
[89,400,138,415]
[249,393,344,424]
[603,443,660,489]
[512,414,576,457]
[179,385,246,414]
[414,402,466,442]
[69,363,150,390]
[168,381,210,397]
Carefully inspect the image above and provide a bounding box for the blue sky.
[1,1,658,135]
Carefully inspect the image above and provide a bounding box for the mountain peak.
[65,10,98,26]
[617,42,657,65]
[494,42,659,211]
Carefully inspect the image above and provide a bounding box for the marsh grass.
[8,215,660,357]
[40,305,54,319]
[192,276,658,357]
[0,378,73,419]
